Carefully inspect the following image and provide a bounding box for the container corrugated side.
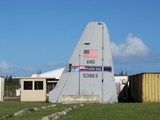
[142,73,160,102]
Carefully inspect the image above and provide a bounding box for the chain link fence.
[4,86,20,97]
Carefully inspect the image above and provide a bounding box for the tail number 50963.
[83,73,98,78]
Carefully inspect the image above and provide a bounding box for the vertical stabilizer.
[49,22,118,103]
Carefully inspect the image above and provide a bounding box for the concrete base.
[62,95,100,104]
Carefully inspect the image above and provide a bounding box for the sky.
[0,0,160,76]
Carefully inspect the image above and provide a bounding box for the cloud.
[45,61,55,67]
[45,61,66,68]
[22,66,35,72]
[0,60,15,74]
[111,33,151,63]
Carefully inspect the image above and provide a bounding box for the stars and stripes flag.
[84,50,98,58]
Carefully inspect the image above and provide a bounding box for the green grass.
[60,103,160,120]
[0,101,73,120]
[0,102,160,120]
[0,101,51,116]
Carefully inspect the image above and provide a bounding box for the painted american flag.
[84,50,98,58]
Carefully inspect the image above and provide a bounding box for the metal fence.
[4,86,20,97]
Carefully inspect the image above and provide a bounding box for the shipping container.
[129,72,160,102]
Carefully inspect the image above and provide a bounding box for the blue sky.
[0,0,160,76]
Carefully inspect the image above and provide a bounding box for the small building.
[13,77,58,101]
[129,72,160,102]
[0,76,4,101]
[20,77,47,101]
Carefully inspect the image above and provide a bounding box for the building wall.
[21,78,46,101]
[0,76,4,101]
[115,76,128,98]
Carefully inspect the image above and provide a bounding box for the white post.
[0,76,4,101]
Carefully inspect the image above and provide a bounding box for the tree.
[119,70,124,75]
[37,70,41,74]
[5,75,20,86]
[125,71,128,75]
[117,70,129,76]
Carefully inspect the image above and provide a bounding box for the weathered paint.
[129,73,160,102]
[62,95,100,104]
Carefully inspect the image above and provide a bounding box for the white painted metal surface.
[49,22,118,103]
[0,76,4,101]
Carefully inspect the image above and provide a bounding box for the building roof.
[31,67,65,79]
[12,77,55,79]
[129,72,160,76]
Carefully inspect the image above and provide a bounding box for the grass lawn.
[0,101,73,120]
[0,102,160,120]
[60,103,160,120]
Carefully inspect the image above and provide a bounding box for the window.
[24,81,32,90]
[84,42,90,46]
[34,81,43,90]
